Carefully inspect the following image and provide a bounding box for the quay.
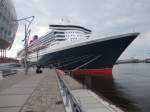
[0,68,123,112]
[0,69,65,112]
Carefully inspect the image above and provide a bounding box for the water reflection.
[74,74,141,112]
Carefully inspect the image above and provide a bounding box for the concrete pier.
[56,70,124,112]
[0,69,65,112]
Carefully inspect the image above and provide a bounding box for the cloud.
[120,31,150,59]
[9,0,150,58]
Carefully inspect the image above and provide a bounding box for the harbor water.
[112,63,150,112]
[74,63,150,112]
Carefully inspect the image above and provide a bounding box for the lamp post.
[14,16,34,75]
[36,47,39,64]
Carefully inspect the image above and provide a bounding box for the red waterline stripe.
[72,68,112,76]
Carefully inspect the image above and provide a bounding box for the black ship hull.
[38,33,139,75]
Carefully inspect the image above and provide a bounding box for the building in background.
[0,0,18,63]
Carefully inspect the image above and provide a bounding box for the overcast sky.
[8,0,150,59]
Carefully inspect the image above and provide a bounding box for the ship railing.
[56,69,85,112]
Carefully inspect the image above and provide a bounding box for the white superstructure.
[18,25,92,63]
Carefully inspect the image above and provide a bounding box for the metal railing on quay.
[55,69,84,112]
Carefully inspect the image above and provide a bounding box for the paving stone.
[0,95,29,107]
[0,88,34,95]
[0,107,20,112]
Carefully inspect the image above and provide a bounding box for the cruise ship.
[18,25,139,75]
[0,0,18,59]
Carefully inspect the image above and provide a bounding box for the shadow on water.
[73,74,141,112]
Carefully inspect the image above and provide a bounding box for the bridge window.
[8,31,11,36]
[3,16,5,22]
[0,12,1,19]
[4,30,7,35]
[0,26,4,31]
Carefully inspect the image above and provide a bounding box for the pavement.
[0,68,65,112]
